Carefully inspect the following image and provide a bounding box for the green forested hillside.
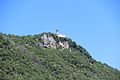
[0,32,120,80]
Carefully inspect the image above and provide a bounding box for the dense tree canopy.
[0,32,120,80]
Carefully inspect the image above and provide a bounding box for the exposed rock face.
[48,35,56,48]
[41,34,49,47]
[41,33,69,49]
[41,34,56,48]
[63,41,69,48]
[59,41,69,49]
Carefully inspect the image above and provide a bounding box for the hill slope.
[0,32,120,80]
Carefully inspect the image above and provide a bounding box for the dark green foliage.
[0,32,120,80]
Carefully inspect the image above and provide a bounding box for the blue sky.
[0,0,120,70]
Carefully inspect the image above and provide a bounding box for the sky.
[0,0,120,70]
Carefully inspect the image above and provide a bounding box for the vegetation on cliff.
[0,32,120,80]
